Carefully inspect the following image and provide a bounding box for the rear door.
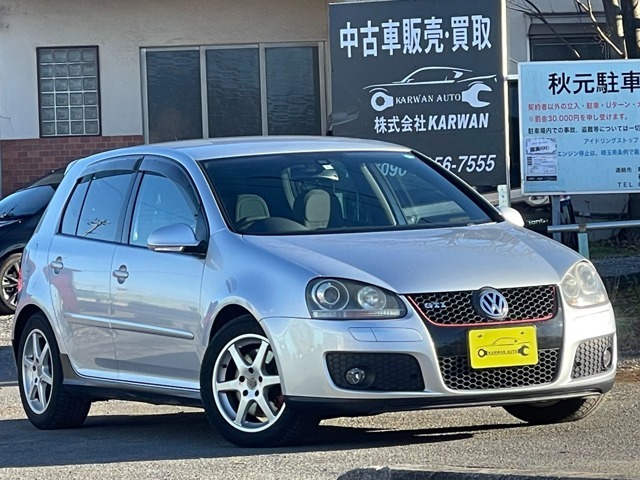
[47,157,139,379]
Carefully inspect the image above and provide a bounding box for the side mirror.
[497,206,525,228]
[147,224,201,253]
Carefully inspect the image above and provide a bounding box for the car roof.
[77,136,412,165]
[26,168,65,188]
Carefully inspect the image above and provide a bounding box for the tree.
[506,0,639,59]
[597,1,640,242]
[508,0,640,243]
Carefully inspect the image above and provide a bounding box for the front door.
[110,160,206,388]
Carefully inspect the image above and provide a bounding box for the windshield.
[201,151,496,235]
[0,185,55,219]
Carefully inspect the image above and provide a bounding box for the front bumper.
[261,303,616,414]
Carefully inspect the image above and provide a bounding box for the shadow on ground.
[0,409,526,468]
[0,346,16,387]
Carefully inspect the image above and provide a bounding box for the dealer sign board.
[520,59,640,195]
[329,0,507,186]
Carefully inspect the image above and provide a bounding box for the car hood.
[242,223,583,293]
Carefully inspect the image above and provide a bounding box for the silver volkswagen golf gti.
[13,137,616,447]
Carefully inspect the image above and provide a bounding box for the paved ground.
[0,380,639,479]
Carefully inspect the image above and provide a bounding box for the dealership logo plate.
[468,326,538,370]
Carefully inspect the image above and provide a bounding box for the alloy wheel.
[1,256,20,309]
[21,329,53,414]
[212,333,285,433]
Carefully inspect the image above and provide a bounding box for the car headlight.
[560,261,608,308]
[306,278,406,319]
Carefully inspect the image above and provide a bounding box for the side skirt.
[60,354,204,408]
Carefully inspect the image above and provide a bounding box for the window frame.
[140,42,326,143]
[36,45,102,138]
[125,155,209,248]
[58,156,142,242]
[529,35,613,62]
[527,21,615,62]
[70,171,137,243]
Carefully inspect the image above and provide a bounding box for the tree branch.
[574,0,626,57]
[518,0,582,59]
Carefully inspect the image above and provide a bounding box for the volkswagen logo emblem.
[475,288,509,320]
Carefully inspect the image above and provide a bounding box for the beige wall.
[0,0,606,140]
[0,0,330,140]
[505,0,607,75]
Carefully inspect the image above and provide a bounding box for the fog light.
[602,347,613,369]
[345,367,366,385]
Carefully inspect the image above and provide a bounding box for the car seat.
[293,188,343,229]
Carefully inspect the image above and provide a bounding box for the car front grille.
[572,335,615,379]
[326,352,424,392]
[438,348,560,390]
[408,285,557,326]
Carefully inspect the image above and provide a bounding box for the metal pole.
[550,195,561,242]
[548,219,640,257]
[578,224,590,258]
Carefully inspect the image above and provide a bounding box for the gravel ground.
[0,315,10,348]
[591,254,640,278]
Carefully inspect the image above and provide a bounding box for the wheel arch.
[0,245,24,262]
[209,304,261,344]
[12,304,47,361]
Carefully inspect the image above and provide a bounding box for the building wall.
[0,136,143,193]
[0,0,329,194]
[0,0,606,195]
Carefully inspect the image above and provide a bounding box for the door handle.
[49,257,63,274]
[112,265,129,284]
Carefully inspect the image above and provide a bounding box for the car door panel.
[48,235,118,378]
[46,160,139,379]
[110,247,204,386]
[110,161,207,387]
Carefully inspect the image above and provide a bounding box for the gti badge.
[475,288,509,320]
[424,301,447,310]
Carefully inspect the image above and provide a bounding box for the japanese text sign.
[329,0,507,186]
[520,59,640,194]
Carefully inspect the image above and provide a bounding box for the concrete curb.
[338,466,636,480]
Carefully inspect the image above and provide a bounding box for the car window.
[129,172,200,247]
[60,178,90,236]
[201,151,495,235]
[373,164,477,226]
[0,186,54,219]
[27,169,65,188]
[73,172,136,242]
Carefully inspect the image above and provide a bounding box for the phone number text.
[434,154,496,173]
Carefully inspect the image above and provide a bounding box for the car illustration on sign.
[363,66,497,112]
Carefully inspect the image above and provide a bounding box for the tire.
[0,252,21,315]
[200,315,315,447]
[17,312,91,429]
[503,394,608,425]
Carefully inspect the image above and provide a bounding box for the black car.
[0,169,64,314]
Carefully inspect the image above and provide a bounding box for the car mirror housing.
[497,206,525,228]
[147,223,201,253]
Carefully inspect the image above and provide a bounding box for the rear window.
[0,186,55,219]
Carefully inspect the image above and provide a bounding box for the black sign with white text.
[329,0,507,186]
